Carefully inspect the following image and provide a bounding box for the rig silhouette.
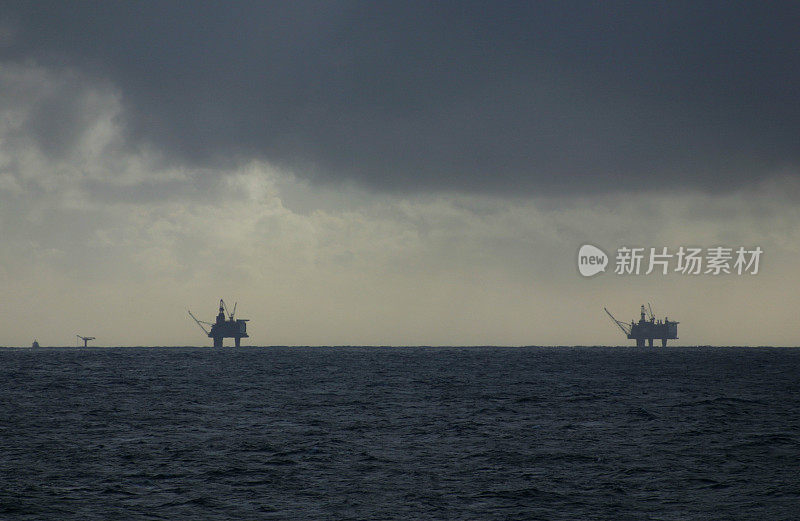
[76,335,95,347]
[605,304,679,347]
[188,299,249,347]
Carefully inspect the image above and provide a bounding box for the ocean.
[1,346,798,520]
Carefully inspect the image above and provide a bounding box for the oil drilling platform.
[76,335,95,347]
[605,304,678,347]
[188,299,249,347]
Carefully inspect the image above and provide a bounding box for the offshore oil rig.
[76,335,95,347]
[188,299,249,347]
[605,304,678,347]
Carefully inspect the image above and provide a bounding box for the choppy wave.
[1,346,799,520]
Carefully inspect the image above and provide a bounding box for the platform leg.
[648,338,653,347]
[235,337,241,347]
[213,336,222,347]
[636,338,644,347]
[662,338,667,347]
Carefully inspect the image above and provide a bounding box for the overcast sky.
[1,2,798,346]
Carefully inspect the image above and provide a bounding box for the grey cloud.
[2,1,798,195]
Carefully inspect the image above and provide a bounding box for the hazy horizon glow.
[1,3,798,346]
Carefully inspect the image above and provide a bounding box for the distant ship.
[188,299,249,347]
[32,339,40,348]
[605,304,679,347]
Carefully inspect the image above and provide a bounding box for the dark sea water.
[1,346,799,520]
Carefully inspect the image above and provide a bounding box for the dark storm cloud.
[2,1,798,194]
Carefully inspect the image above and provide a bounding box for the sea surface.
[1,346,799,520]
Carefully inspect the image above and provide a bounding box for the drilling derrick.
[188,299,249,347]
[605,304,678,347]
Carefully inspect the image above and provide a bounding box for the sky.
[1,1,798,346]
